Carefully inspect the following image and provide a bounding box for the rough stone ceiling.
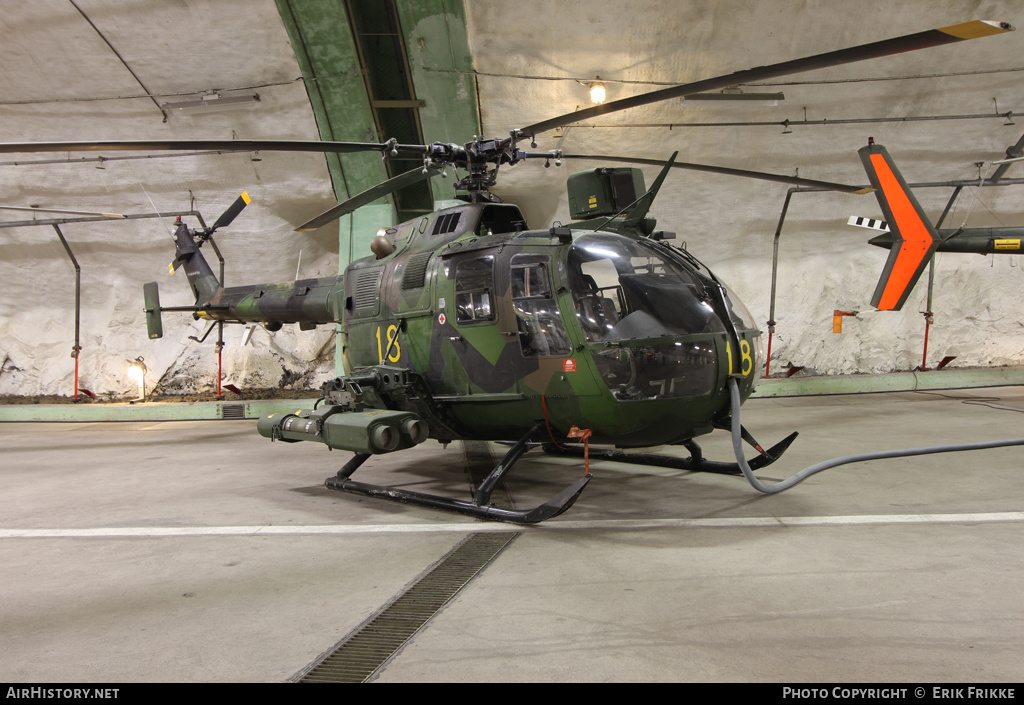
[0,0,1022,397]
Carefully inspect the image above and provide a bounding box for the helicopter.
[850,141,1024,311]
[0,19,1013,523]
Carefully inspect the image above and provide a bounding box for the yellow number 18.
[375,324,401,363]
[726,339,753,376]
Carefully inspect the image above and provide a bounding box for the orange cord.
[542,396,592,475]
[567,427,593,476]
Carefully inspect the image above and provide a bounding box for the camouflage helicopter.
[0,20,1013,523]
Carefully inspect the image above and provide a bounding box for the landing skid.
[323,422,592,524]
[542,428,799,475]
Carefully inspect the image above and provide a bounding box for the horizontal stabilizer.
[143,282,163,339]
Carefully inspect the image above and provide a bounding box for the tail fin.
[858,143,939,311]
[170,192,249,305]
[171,218,221,305]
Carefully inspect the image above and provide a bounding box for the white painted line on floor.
[0,511,1022,538]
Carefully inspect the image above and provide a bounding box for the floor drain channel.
[296,531,520,683]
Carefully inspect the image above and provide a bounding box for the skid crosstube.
[323,422,592,524]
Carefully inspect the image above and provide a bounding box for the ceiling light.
[589,80,606,105]
[161,92,260,113]
[682,91,785,106]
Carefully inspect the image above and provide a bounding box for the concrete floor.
[1,386,1023,683]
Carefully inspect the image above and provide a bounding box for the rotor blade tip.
[938,19,1014,39]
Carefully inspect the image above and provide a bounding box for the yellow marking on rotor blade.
[852,187,877,195]
[994,239,1021,250]
[241,191,251,204]
[938,20,1013,39]
[168,263,175,275]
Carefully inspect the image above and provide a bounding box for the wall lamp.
[127,356,147,403]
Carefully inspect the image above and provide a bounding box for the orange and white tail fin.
[858,143,939,311]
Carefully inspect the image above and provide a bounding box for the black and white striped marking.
[848,215,890,232]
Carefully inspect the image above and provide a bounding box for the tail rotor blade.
[211,191,250,232]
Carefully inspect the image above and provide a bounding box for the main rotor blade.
[296,165,442,231]
[0,139,428,156]
[515,20,1013,138]
[545,153,873,193]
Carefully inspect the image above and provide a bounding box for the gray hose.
[728,376,1024,494]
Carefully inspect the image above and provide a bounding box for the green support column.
[275,0,394,375]
[276,0,480,375]
[396,0,480,209]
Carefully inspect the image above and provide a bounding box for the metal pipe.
[788,177,1024,195]
[921,187,963,369]
[558,111,1015,131]
[766,189,795,377]
[0,210,201,229]
[69,0,168,122]
[52,225,81,400]
[203,227,226,399]
[0,150,247,168]
[987,131,1024,184]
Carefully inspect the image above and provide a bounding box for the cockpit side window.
[510,254,570,356]
[454,256,495,324]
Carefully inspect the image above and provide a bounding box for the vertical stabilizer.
[859,143,939,311]
[171,219,221,305]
